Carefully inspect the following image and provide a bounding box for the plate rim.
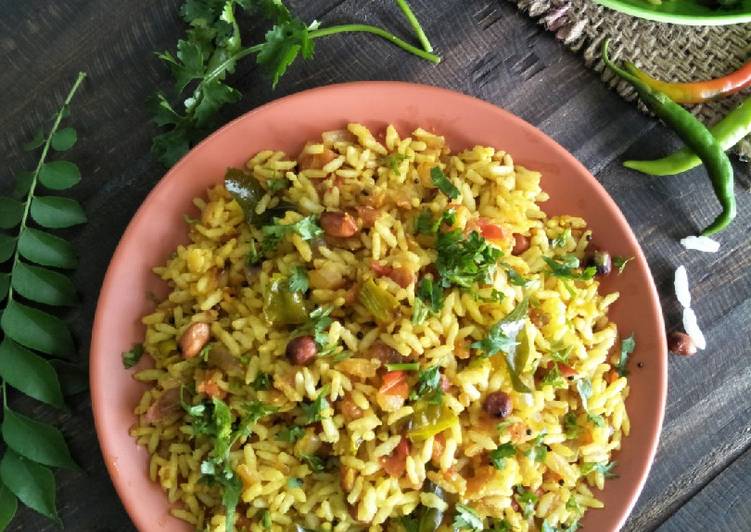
[90,80,667,532]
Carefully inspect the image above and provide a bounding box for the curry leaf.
[2,406,78,470]
[50,128,77,151]
[17,228,77,269]
[0,300,75,358]
[615,334,636,377]
[0,198,24,229]
[0,479,17,531]
[0,235,15,263]
[12,262,78,306]
[12,172,34,201]
[0,450,60,525]
[38,161,81,190]
[30,196,87,229]
[0,340,65,408]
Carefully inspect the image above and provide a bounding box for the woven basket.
[511,0,751,169]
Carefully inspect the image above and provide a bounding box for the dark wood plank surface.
[0,0,749,531]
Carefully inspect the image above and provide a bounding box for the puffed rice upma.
[129,123,632,532]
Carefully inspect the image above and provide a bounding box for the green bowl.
[595,0,751,24]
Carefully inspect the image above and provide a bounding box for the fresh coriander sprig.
[0,71,87,528]
[152,0,440,166]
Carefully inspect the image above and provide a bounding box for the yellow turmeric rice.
[130,123,630,531]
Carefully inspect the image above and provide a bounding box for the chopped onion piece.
[681,236,720,253]
[682,308,706,350]
[674,266,691,309]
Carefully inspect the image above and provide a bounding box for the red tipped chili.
[624,60,751,104]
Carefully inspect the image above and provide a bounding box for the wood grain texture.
[0,0,748,531]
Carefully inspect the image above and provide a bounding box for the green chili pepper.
[602,40,736,236]
[263,275,308,326]
[624,96,751,176]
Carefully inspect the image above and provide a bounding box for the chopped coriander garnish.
[385,362,420,372]
[543,255,596,280]
[452,504,483,531]
[525,432,548,463]
[252,372,272,391]
[287,477,303,489]
[382,152,408,174]
[261,215,323,253]
[122,343,145,369]
[247,239,261,265]
[581,461,618,478]
[430,167,460,200]
[472,297,530,393]
[436,230,501,288]
[588,413,606,427]
[541,365,566,388]
[615,334,636,376]
[199,343,212,362]
[613,255,634,274]
[277,425,305,443]
[480,288,506,303]
[550,345,572,363]
[489,443,516,470]
[409,365,443,402]
[412,276,444,324]
[266,177,289,193]
[552,227,572,248]
[575,378,592,412]
[300,454,326,472]
[490,519,513,532]
[504,265,529,287]
[262,510,272,528]
[563,412,580,439]
[300,388,329,425]
[515,488,538,518]
[287,265,309,292]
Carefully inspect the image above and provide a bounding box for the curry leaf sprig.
[152,0,440,167]
[0,72,87,528]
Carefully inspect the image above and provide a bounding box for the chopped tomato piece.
[371,260,393,277]
[557,362,577,378]
[431,433,445,464]
[380,437,410,477]
[376,371,409,411]
[477,218,507,240]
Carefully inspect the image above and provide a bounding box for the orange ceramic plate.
[90,82,666,532]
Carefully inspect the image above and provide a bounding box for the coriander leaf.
[504,266,529,287]
[288,266,309,292]
[412,276,443,325]
[266,177,289,192]
[299,389,329,425]
[552,227,571,248]
[615,334,636,377]
[409,366,442,402]
[580,461,617,478]
[490,519,512,532]
[252,372,272,390]
[436,230,501,289]
[256,18,316,88]
[515,488,537,518]
[287,477,302,488]
[472,297,530,393]
[277,425,305,443]
[300,453,325,472]
[489,443,515,470]
[613,256,634,275]
[543,255,596,281]
[452,503,483,531]
[541,365,565,388]
[588,413,605,427]
[121,343,145,369]
[542,521,557,532]
[563,412,580,439]
[525,432,548,463]
[430,167,459,200]
[220,473,242,532]
[576,378,592,413]
[262,216,323,253]
[383,152,408,174]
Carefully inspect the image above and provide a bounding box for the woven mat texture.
[511,0,751,162]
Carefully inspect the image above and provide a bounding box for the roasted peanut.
[483,391,513,418]
[668,331,697,356]
[512,233,530,255]
[286,335,317,365]
[179,322,210,358]
[320,211,359,238]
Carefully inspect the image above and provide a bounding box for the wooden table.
[1,1,749,531]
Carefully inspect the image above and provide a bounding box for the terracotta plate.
[90,81,667,532]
